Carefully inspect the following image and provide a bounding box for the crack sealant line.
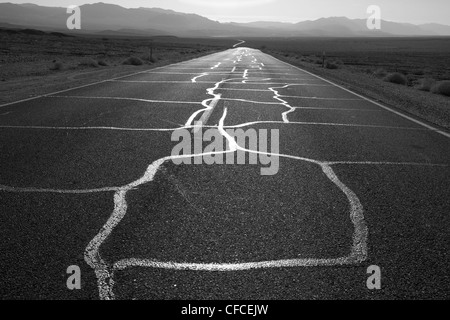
[186,74,293,128]
[109,108,368,277]
[0,53,371,297]
[270,83,362,122]
[185,77,224,129]
[268,85,296,123]
[191,73,209,83]
[85,108,237,300]
[211,62,222,70]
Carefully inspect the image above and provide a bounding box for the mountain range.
[1,2,449,37]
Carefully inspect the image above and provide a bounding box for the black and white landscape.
[0,0,449,306]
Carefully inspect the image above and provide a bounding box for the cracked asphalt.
[0,47,449,300]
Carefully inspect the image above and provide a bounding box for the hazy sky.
[2,0,449,25]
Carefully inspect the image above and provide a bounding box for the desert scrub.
[79,58,99,68]
[384,72,407,85]
[122,56,144,66]
[374,68,388,78]
[50,61,65,71]
[418,78,436,92]
[325,61,339,69]
[431,81,450,97]
[97,59,109,66]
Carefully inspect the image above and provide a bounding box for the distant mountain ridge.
[1,2,449,37]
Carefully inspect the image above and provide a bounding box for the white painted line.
[0,119,423,132]
[144,71,224,76]
[222,120,428,131]
[219,98,280,105]
[326,161,449,167]
[257,78,326,82]
[143,71,231,76]
[225,82,324,85]
[280,95,363,101]
[290,107,383,111]
[0,185,120,194]
[241,72,318,76]
[162,67,218,70]
[275,83,332,88]
[0,125,185,132]
[47,95,201,105]
[270,55,450,139]
[110,80,216,84]
[218,88,271,92]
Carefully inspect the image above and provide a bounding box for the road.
[0,47,449,300]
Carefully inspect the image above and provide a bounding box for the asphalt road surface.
[0,47,449,300]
